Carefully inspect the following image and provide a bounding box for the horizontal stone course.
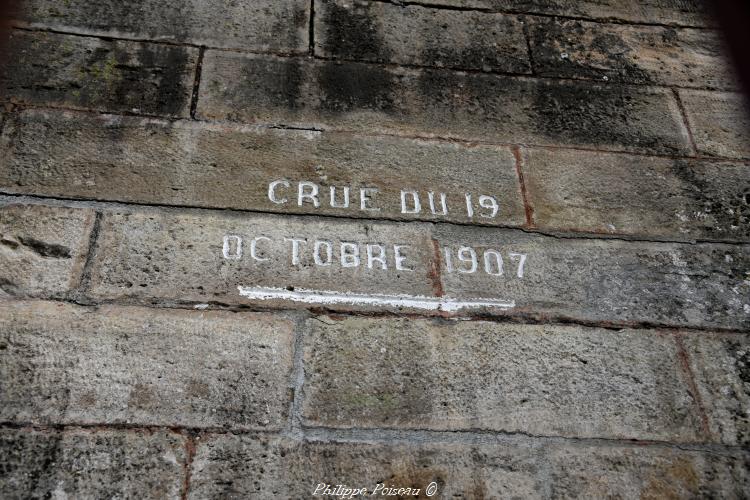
[527,17,735,89]
[18,0,309,53]
[0,108,526,227]
[66,202,750,330]
[0,300,295,430]
[679,90,750,160]
[521,147,750,241]
[420,0,712,26]
[302,315,704,441]
[0,203,93,298]
[197,52,691,155]
[432,223,750,330]
[188,433,748,498]
[0,427,186,500]
[682,333,750,447]
[0,30,198,117]
[315,0,531,73]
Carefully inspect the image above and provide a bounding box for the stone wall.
[0,1,749,498]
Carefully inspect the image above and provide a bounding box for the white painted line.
[237,286,515,312]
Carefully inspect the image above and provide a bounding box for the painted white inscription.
[238,286,515,312]
[268,180,501,220]
[442,246,527,277]
[223,235,527,279]
[222,235,419,271]
[229,179,527,311]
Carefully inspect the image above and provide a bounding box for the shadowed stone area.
[18,0,310,52]
[420,0,712,26]
[198,52,691,155]
[0,30,197,117]
[315,0,531,73]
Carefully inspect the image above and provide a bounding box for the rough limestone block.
[0,428,186,500]
[431,224,750,330]
[0,204,94,298]
[679,90,750,160]
[87,208,437,309]
[0,108,526,227]
[521,147,750,241]
[188,434,545,499]
[187,434,747,498]
[197,52,691,155]
[0,30,198,117]
[302,316,704,441]
[528,17,735,89]
[421,0,712,26]
[547,444,749,498]
[315,0,531,73]
[18,0,309,53]
[682,333,750,446]
[0,300,295,430]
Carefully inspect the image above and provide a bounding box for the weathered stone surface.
[521,147,750,241]
[528,17,734,88]
[682,333,750,447]
[302,316,703,441]
[18,0,309,53]
[422,0,712,26]
[0,428,186,500]
[0,300,294,430]
[315,0,530,73]
[432,224,750,330]
[197,52,691,154]
[81,203,750,328]
[188,434,747,499]
[0,30,197,117]
[547,444,750,499]
[0,108,526,227]
[0,203,94,298]
[189,434,545,499]
[87,208,437,308]
[679,90,750,159]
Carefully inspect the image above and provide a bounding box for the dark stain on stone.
[529,17,653,84]
[128,382,157,409]
[589,32,653,83]
[17,236,71,259]
[271,2,309,54]
[74,40,190,115]
[0,277,20,295]
[24,430,64,498]
[726,340,750,385]
[421,43,494,72]
[241,56,304,111]
[671,159,749,236]
[416,68,468,117]
[321,0,390,63]
[0,237,19,249]
[724,340,750,446]
[63,0,191,42]
[134,43,190,116]
[381,466,446,499]
[421,16,529,74]
[531,80,665,152]
[317,61,395,113]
